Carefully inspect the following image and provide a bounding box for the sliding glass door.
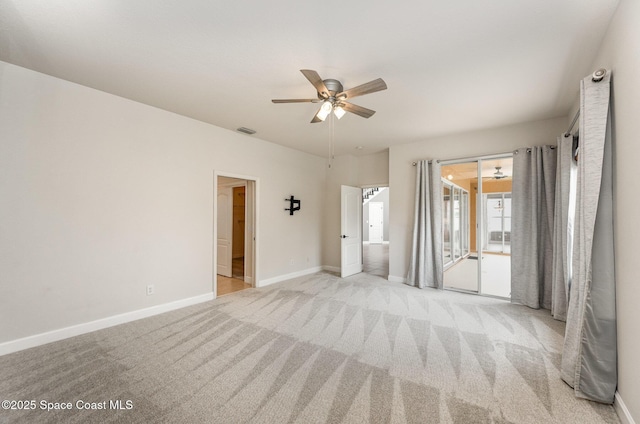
[443,182,468,266]
[442,156,513,298]
[443,185,452,267]
[483,193,511,254]
[442,162,477,293]
[479,159,512,297]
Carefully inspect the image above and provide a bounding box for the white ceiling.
[0,0,619,157]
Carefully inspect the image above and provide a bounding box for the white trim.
[323,265,341,273]
[0,293,214,356]
[258,266,324,287]
[615,391,636,424]
[388,275,406,283]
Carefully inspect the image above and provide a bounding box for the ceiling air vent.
[237,127,256,135]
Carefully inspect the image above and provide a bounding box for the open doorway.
[362,186,389,278]
[441,156,512,298]
[215,174,257,296]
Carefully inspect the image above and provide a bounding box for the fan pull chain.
[329,112,335,168]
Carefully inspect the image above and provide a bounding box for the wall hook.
[285,195,301,215]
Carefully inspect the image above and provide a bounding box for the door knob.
[340,235,348,239]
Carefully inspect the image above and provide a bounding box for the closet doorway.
[441,156,513,298]
[215,174,257,296]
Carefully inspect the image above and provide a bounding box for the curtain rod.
[564,68,607,137]
[565,110,580,137]
[411,160,436,166]
[412,152,513,166]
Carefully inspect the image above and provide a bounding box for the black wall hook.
[285,195,301,215]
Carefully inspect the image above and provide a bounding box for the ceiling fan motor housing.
[318,79,344,100]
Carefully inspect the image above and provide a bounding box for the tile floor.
[444,252,511,298]
[362,243,389,278]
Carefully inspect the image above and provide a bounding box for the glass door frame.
[442,179,469,270]
[440,153,513,298]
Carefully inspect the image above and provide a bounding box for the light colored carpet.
[0,272,618,423]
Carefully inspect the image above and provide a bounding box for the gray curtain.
[511,146,557,309]
[561,70,617,404]
[406,160,443,289]
[550,134,577,321]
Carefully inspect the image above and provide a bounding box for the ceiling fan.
[491,166,508,179]
[272,69,387,123]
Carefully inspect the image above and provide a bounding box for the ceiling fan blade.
[341,102,376,119]
[300,69,330,98]
[272,99,321,103]
[310,105,323,123]
[337,78,387,100]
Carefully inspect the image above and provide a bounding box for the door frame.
[214,171,259,298]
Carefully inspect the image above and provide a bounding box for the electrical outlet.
[146,284,155,296]
[290,259,294,265]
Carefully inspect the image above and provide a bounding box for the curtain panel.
[510,145,558,309]
[561,70,617,404]
[406,160,443,289]
[550,134,577,321]
[511,70,616,404]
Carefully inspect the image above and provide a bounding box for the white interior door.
[369,202,384,244]
[216,186,233,277]
[341,185,363,278]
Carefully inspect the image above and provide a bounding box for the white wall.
[387,116,567,281]
[322,151,390,269]
[589,0,640,420]
[358,150,389,187]
[0,61,326,344]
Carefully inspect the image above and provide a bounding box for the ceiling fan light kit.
[316,100,333,121]
[272,69,387,123]
[333,105,346,119]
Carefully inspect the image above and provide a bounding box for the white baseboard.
[387,275,406,283]
[0,293,214,357]
[258,266,324,287]
[323,265,340,273]
[615,391,636,424]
